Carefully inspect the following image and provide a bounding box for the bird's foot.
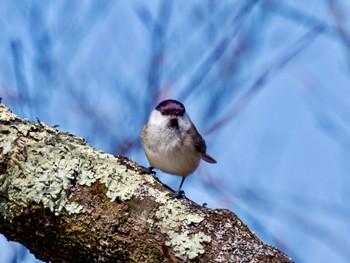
[173,190,185,199]
[140,166,156,176]
[148,167,156,176]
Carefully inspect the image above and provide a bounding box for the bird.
[141,99,216,198]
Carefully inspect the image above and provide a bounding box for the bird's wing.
[190,125,217,164]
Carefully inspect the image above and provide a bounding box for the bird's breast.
[143,125,200,176]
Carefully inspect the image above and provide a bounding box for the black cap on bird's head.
[156,99,185,117]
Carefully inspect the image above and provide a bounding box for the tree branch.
[0,103,292,262]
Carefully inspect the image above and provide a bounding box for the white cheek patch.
[178,113,192,132]
[149,110,167,126]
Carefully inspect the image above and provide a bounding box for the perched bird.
[141,99,216,198]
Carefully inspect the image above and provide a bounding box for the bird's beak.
[168,116,179,128]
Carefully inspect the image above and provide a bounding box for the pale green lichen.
[0,104,19,121]
[0,115,148,217]
[4,138,78,216]
[146,218,154,228]
[147,187,211,260]
[166,231,211,259]
[155,198,203,229]
[2,139,14,155]
[76,151,146,202]
[0,174,9,193]
[147,186,169,203]
[0,203,11,220]
[77,169,96,186]
[64,202,83,215]
[97,164,141,202]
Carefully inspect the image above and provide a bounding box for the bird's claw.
[173,190,185,199]
[149,167,156,176]
[140,166,156,176]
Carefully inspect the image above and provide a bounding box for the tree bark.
[0,103,293,263]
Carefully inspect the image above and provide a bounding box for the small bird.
[141,99,216,198]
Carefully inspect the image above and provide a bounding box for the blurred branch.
[10,39,31,118]
[327,0,350,65]
[205,25,325,135]
[55,1,115,65]
[258,0,339,40]
[136,2,173,118]
[178,0,258,102]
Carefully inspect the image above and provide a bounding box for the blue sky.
[1,1,350,262]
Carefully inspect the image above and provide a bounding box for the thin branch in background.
[294,66,350,209]
[29,3,54,83]
[205,25,325,136]
[328,0,350,46]
[294,66,350,134]
[327,0,350,69]
[54,1,115,66]
[177,0,258,102]
[10,39,32,118]
[258,0,339,41]
[136,2,173,119]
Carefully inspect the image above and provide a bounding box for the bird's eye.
[161,110,166,115]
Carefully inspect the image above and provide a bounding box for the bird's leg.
[173,177,186,198]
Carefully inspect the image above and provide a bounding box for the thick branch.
[0,103,292,262]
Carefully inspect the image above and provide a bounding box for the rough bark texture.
[0,103,293,263]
